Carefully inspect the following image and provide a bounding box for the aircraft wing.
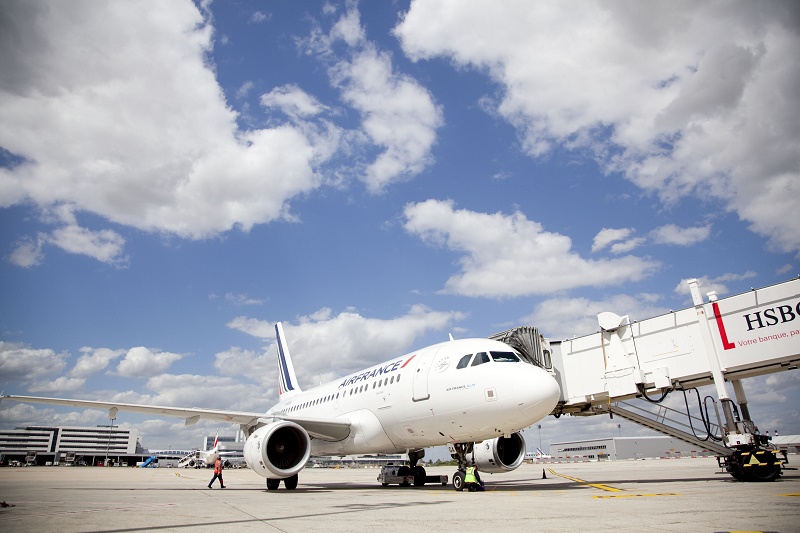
[0,395,352,442]
[0,395,263,427]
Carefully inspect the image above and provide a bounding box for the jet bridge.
[497,277,800,482]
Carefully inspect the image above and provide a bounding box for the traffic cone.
[542,469,547,479]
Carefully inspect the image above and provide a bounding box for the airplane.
[176,431,220,468]
[1,322,561,491]
[525,447,553,461]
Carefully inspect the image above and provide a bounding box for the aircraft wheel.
[452,470,465,491]
[284,474,299,490]
[414,465,427,486]
[266,478,280,490]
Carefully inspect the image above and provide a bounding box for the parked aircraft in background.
[2,322,561,491]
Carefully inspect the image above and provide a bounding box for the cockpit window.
[490,351,520,363]
[456,354,472,369]
[471,352,490,366]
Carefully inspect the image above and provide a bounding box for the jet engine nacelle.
[243,421,311,479]
[473,432,526,473]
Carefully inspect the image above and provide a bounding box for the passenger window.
[471,352,490,366]
[456,354,473,369]
[490,351,520,362]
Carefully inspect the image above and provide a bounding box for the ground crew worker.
[464,465,483,491]
[207,457,225,489]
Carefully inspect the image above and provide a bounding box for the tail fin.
[276,322,302,397]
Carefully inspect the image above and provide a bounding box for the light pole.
[537,424,542,452]
[105,407,118,467]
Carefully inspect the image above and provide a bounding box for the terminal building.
[0,425,145,466]
[548,435,800,461]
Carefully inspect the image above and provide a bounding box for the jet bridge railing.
[608,400,729,455]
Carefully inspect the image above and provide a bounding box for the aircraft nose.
[513,365,561,419]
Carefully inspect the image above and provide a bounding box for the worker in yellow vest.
[464,465,483,491]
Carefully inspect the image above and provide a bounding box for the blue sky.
[1,0,799,455]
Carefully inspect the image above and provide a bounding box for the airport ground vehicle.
[377,464,447,487]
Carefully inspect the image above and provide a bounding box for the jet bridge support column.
[730,379,752,423]
[688,279,739,437]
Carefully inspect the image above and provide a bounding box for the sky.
[1,0,799,458]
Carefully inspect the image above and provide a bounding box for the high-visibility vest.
[214,460,222,474]
[465,466,477,483]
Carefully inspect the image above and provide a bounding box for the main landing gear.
[266,473,298,490]
[449,442,473,492]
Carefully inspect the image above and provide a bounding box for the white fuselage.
[267,338,560,455]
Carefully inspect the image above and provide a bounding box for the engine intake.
[244,421,311,479]
[473,432,526,473]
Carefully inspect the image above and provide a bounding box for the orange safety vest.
[214,459,222,474]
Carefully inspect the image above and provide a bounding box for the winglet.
[276,322,302,397]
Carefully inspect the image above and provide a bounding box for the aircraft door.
[412,347,438,401]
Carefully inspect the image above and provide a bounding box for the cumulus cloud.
[28,376,85,393]
[650,224,711,246]
[69,347,126,378]
[0,341,68,382]
[0,0,335,250]
[673,271,757,300]
[522,293,670,340]
[8,235,45,267]
[404,199,659,298]
[395,0,800,253]
[592,228,635,253]
[224,293,264,306]
[228,305,465,386]
[261,84,329,119]
[114,347,184,378]
[305,3,444,193]
[107,373,268,413]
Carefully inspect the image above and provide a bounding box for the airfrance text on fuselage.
[338,358,409,388]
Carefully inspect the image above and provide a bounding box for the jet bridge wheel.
[727,450,782,482]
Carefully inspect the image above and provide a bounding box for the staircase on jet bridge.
[609,401,729,455]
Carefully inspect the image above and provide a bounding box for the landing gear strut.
[449,443,474,492]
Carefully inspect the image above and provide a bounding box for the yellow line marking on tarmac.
[547,468,682,498]
[546,469,623,492]
[779,492,800,497]
[594,493,681,499]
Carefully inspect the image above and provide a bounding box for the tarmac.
[0,457,798,532]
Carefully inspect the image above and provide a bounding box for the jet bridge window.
[490,351,520,362]
[456,354,473,369]
[471,352,490,366]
